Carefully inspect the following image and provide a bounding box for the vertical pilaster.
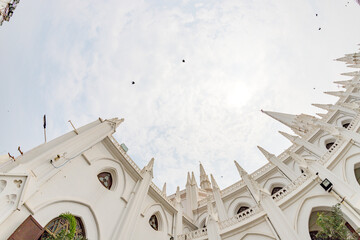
[210,174,227,221]
[175,186,183,240]
[113,158,154,240]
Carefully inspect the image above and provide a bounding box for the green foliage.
[315,204,356,240]
[59,212,77,239]
[43,212,87,240]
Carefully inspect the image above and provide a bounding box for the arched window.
[237,206,249,215]
[40,216,86,239]
[325,142,335,150]
[149,215,159,231]
[97,172,112,190]
[271,187,283,195]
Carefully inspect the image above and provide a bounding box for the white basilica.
[1,46,360,240]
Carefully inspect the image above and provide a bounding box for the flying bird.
[132,81,135,85]
[182,59,185,63]
[318,27,321,30]
[316,14,318,16]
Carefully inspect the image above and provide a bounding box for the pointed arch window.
[97,172,112,190]
[325,142,335,150]
[271,187,283,195]
[237,206,249,215]
[149,215,159,231]
[40,216,86,239]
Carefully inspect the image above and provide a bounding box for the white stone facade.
[1,47,360,240]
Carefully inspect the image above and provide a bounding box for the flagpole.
[43,115,47,143]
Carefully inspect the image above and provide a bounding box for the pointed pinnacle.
[186,172,191,186]
[341,71,360,76]
[175,186,181,202]
[257,146,275,161]
[335,56,351,62]
[316,113,328,118]
[162,182,167,195]
[234,160,248,177]
[348,64,360,69]
[191,172,197,186]
[210,174,219,189]
[147,157,154,169]
[324,91,346,97]
[312,103,332,111]
[278,131,298,143]
[200,162,207,177]
[261,110,297,129]
[333,80,352,85]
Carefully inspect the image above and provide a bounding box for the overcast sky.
[1,0,360,194]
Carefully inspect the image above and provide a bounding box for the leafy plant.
[316,204,358,240]
[42,212,86,240]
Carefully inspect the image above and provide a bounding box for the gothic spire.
[261,110,297,129]
[261,110,316,136]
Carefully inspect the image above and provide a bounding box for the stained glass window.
[40,216,86,239]
[237,206,249,214]
[98,172,112,190]
[149,215,159,231]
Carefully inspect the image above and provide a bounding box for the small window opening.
[326,142,335,150]
[98,172,112,190]
[237,206,249,215]
[342,122,350,129]
[271,187,283,195]
[149,215,159,231]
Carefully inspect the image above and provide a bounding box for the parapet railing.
[272,172,311,201]
[218,205,263,230]
[318,138,346,165]
[177,227,208,240]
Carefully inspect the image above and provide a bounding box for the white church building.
[1,46,360,240]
